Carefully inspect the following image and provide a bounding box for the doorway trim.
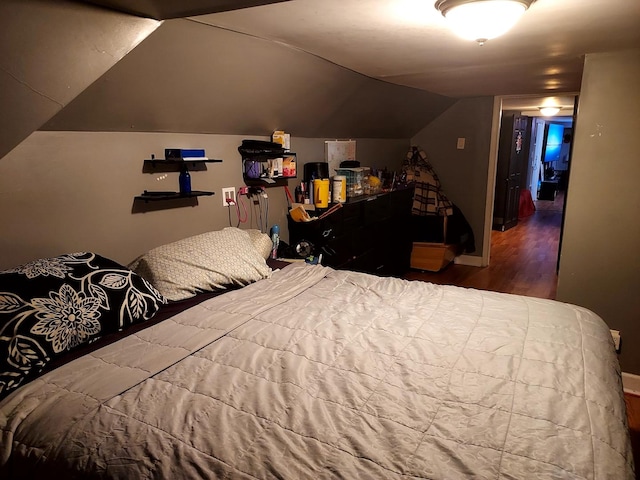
[480,96,503,267]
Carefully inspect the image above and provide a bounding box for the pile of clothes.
[402,146,475,254]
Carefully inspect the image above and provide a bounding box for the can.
[332,175,346,203]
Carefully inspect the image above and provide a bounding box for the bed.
[0,228,634,479]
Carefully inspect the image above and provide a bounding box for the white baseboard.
[622,372,640,395]
[454,255,484,267]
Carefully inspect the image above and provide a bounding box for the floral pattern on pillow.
[0,252,166,400]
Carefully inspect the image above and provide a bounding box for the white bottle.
[333,175,346,203]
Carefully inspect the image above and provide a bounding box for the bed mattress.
[0,263,633,479]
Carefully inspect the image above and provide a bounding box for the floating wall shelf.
[134,190,215,202]
[133,154,222,211]
[143,158,223,173]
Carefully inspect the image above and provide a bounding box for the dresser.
[287,188,414,276]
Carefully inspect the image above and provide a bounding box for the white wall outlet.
[456,137,466,150]
[222,187,236,206]
[611,329,621,352]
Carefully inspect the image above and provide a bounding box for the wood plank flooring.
[404,192,639,477]
[404,194,563,300]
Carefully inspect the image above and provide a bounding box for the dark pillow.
[0,252,166,400]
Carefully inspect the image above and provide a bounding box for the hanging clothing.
[402,146,475,253]
[402,146,454,217]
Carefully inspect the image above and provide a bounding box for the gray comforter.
[0,263,634,479]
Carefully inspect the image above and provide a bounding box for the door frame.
[480,95,577,269]
[479,97,503,267]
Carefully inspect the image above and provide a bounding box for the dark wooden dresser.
[287,187,414,276]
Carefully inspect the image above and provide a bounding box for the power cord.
[235,195,248,227]
[245,186,269,233]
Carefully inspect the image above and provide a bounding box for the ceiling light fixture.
[435,0,535,45]
[539,106,561,116]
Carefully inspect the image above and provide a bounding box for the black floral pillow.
[0,252,166,400]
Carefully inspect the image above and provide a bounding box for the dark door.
[493,114,530,232]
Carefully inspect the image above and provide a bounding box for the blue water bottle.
[270,225,280,259]
[179,165,191,195]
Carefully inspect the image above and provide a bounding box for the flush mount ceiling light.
[435,0,535,45]
[539,106,561,116]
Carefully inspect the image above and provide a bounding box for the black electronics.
[238,140,285,157]
[339,160,360,168]
[303,162,329,182]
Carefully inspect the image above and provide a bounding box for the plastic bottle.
[179,165,191,195]
[270,225,280,259]
[333,175,346,203]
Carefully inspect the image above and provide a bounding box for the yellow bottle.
[313,179,330,208]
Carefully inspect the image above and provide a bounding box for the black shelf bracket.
[134,190,215,202]
[143,158,222,173]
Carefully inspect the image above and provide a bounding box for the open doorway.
[488,95,576,282]
[492,108,573,231]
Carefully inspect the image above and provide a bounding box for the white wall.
[556,49,640,374]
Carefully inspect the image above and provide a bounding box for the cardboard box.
[410,242,459,272]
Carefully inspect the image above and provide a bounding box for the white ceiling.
[191,0,639,106]
[81,0,640,112]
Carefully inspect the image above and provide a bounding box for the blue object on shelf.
[179,166,191,194]
[165,148,206,159]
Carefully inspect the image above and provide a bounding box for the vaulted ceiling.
[2,0,639,159]
[40,17,455,139]
[81,0,290,19]
[83,0,640,98]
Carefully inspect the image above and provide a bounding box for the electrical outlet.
[611,329,621,352]
[222,187,236,206]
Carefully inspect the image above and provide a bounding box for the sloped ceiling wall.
[0,0,160,160]
[41,17,455,139]
[81,0,291,19]
[2,0,455,159]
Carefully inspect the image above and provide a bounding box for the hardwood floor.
[404,191,639,476]
[404,193,564,300]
